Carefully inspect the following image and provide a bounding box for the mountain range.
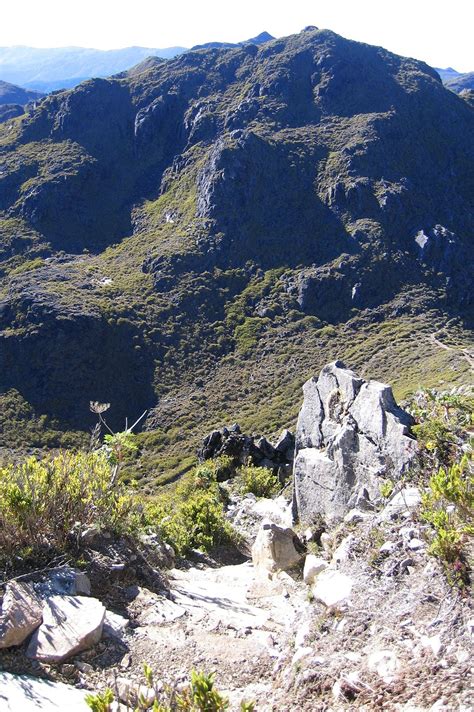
[0,28,472,482]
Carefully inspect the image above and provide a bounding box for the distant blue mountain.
[191,31,274,51]
[0,45,186,92]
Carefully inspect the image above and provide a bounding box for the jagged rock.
[252,522,304,574]
[26,595,105,662]
[0,582,43,648]
[312,569,353,607]
[303,555,328,584]
[198,424,294,473]
[293,361,418,524]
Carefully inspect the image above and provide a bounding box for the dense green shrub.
[145,459,235,556]
[0,451,140,564]
[238,465,280,498]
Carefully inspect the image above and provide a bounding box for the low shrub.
[421,454,473,586]
[0,450,140,565]
[238,465,280,498]
[145,460,235,556]
[85,666,255,711]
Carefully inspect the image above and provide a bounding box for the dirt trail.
[429,331,474,371]
[101,561,308,711]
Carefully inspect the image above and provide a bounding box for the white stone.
[421,634,443,657]
[343,509,370,524]
[0,582,43,648]
[303,555,328,584]
[381,488,422,520]
[367,649,400,682]
[379,541,397,554]
[294,620,312,649]
[26,596,105,663]
[252,496,293,528]
[0,672,89,710]
[103,610,130,639]
[331,534,355,564]
[312,569,353,607]
[292,646,313,666]
[116,678,155,708]
[407,538,425,551]
[320,532,332,554]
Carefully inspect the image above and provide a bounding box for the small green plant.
[379,480,394,499]
[421,454,473,586]
[85,667,254,712]
[238,465,280,498]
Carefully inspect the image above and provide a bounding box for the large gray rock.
[0,582,43,648]
[26,595,105,662]
[293,361,417,524]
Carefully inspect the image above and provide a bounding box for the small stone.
[252,522,303,574]
[312,569,353,607]
[367,649,400,682]
[407,538,425,551]
[320,533,332,554]
[379,541,397,554]
[116,677,156,708]
[303,555,328,584]
[380,488,421,521]
[75,661,93,674]
[343,509,370,524]
[103,610,130,640]
[120,653,132,669]
[331,534,355,564]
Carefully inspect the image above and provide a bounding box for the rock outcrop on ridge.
[293,361,418,524]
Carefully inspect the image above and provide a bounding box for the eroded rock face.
[293,361,417,524]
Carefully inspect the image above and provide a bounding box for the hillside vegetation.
[0,29,472,481]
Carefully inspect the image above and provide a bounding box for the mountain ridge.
[0,28,472,477]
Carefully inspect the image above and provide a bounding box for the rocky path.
[116,561,308,711]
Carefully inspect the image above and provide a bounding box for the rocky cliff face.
[293,361,418,524]
[0,28,473,443]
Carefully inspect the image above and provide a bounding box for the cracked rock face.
[293,361,417,524]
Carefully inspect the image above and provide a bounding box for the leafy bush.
[85,666,255,711]
[0,451,140,564]
[409,389,473,469]
[421,454,473,586]
[145,460,235,556]
[238,465,280,498]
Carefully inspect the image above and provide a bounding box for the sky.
[0,0,472,71]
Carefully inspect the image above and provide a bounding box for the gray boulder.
[252,522,304,574]
[0,582,43,648]
[26,595,105,663]
[293,361,417,524]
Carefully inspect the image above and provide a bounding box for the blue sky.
[1,0,472,71]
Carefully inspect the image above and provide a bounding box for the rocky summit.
[0,28,473,473]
